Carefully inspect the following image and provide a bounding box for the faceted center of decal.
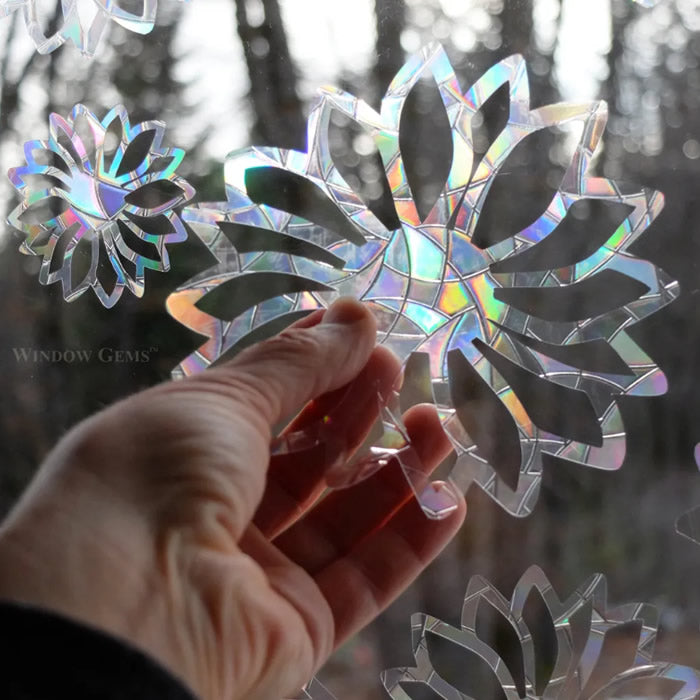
[402,226,496,321]
[65,171,126,220]
[366,225,501,368]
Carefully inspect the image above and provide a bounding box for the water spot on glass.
[251,36,270,58]
[683,139,700,159]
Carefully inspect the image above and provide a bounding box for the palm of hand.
[0,301,465,700]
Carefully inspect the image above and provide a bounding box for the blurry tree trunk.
[0,11,19,128]
[372,0,405,103]
[234,0,305,149]
[0,24,22,135]
[0,1,65,509]
[0,0,62,133]
[603,0,629,118]
[45,37,60,117]
[499,0,534,56]
[498,0,562,106]
[109,7,182,123]
[532,0,561,107]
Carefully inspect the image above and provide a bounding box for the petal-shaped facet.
[381,567,700,700]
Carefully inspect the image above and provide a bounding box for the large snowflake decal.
[167,44,678,516]
[8,104,195,307]
[0,0,184,56]
[382,566,700,699]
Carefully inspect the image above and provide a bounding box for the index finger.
[203,297,378,430]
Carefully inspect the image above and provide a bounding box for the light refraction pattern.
[382,566,700,699]
[0,0,184,56]
[167,44,678,516]
[8,104,194,307]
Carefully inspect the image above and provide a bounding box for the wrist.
[0,486,193,697]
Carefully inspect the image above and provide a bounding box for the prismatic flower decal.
[8,104,195,308]
[382,566,700,699]
[167,44,678,516]
[0,0,182,56]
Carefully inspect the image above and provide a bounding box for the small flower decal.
[167,44,678,516]
[0,0,184,56]
[8,104,195,308]
[382,566,700,699]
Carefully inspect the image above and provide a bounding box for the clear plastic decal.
[167,44,678,516]
[382,566,700,699]
[271,385,462,520]
[290,678,337,700]
[8,104,195,307]
[0,0,184,56]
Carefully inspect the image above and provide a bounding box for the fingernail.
[321,298,367,326]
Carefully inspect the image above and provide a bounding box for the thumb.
[197,297,378,429]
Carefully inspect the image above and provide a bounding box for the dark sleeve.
[0,601,197,699]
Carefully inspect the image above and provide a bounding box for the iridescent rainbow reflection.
[168,44,678,517]
[0,0,182,56]
[8,104,194,307]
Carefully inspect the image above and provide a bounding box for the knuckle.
[255,327,325,365]
[236,327,330,389]
[59,409,126,469]
[234,327,333,412]
[169,370,273,435]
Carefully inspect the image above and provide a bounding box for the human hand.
[0,298,466,700]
